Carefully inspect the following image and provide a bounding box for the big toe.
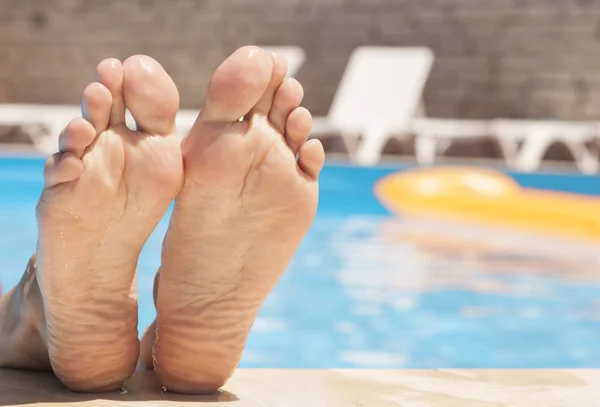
[199,46,274,123]
[122,55,179,135]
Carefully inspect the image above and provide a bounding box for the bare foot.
[35,56,183,391]
[152,46,325,393]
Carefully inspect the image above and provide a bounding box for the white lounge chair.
[311,46,435,165]
[489,119,600,174]
[312,47,492,166]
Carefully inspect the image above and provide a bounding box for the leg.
[152,46,325,393]
[0,255,49,370]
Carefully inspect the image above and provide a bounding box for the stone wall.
[2,0,600,120]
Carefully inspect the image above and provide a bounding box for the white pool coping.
[2,368,599,406]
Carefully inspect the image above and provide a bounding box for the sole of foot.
[35,55,183,392]
[152,46,325,393]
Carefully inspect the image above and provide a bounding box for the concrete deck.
[2,368,600,406]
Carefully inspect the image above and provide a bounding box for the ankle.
[0,254,49,369]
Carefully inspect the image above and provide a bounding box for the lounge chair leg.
[567,141,600,175]
[415,134,437,166]
[355,128,388,166]
[514,132,550,173]
[497,138,519,170]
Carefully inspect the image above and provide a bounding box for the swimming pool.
[2,156,600,368]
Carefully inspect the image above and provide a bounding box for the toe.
[285,107,312,155]
[81,82,112,134]
[198,46,274,123]
[298,139,325,180]
[43,152,84,188]
[96,58,126,127]
[122,55,179,136]
[268,78,304,134]
[248,52,288,117]
[58,118,97,158]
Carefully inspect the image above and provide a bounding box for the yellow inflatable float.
[375,167,600,242]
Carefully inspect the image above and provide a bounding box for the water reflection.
[245,215,600,368]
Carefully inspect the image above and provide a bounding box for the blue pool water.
[2,156,600,368]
